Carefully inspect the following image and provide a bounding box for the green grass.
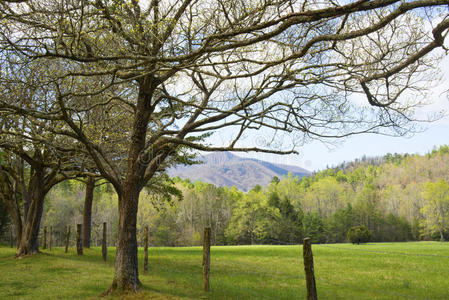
[1,242,449,299]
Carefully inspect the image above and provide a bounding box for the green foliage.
[38,145,449,246]
[347,225,372,244]
[303,212,325,243]
[325,204,353,243]
[420,179,449,241]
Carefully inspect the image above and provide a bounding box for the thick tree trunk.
[16,193,45,256]
[83,176,95,248]
[16,170,45,257]
[106,80,156,293]
[109,188,140,292]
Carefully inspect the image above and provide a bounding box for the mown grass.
[1,242,449,299]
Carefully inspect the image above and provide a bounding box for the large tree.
[1,0,449,293]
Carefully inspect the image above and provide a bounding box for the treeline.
[2,146,449,246]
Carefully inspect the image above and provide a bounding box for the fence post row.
[202,227,211,292]
[303,238,318,300]
[102,222,107,262]
[76,224,83,255]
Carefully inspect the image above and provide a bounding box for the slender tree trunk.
[83,176,95,248]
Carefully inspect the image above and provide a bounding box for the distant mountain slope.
[168,152,310,191]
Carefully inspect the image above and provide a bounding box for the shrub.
[347,226,372,244]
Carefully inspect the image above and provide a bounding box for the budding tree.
[1,0,448,293]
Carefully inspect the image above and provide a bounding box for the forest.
[2,145,448,247]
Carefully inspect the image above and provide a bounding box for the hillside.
[167,152,310,191]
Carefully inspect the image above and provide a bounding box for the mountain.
[168,152,310,191]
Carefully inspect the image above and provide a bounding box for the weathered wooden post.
[65,225,70,253]
[144,225,149,274]
[49,226,52,250]
[202,227,211,292]
[102,222,107,262]
[76,224,83,255]
[42,226,47,249]
[10,226,13,248]
[303,238,318,300]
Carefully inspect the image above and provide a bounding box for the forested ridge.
[3,145,448,246]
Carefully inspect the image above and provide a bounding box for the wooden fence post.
[65,225,70,253]
[76,224,83,255]
[49,226,52,250]
[144,225,149,273]
[102,222,107,262]
[303,238,318,300]
[10,226,13,248]
[202,227,211,292]
[42,226,47,249]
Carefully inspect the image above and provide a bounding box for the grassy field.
[1,242,449,299]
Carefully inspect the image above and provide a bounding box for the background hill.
[167,152,310,191]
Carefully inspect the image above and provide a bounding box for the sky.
[233,57,449,172]
[234,117,449,172]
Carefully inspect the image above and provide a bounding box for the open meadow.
[1,242,449,299]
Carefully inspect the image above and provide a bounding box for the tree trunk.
[16,192,45,257]
[109,188,140,292]
[83,176,95,248]
[106,80,155,293]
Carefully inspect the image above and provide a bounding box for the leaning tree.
[1,0,448,293]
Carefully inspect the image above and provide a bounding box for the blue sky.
[235,56,449,171]
[235,120,449,172]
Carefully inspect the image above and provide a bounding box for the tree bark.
[109,188,140,292]
[16,196,45,256]
[107,82,155,293]
[83,176,95,248]
[16,169,46,257]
